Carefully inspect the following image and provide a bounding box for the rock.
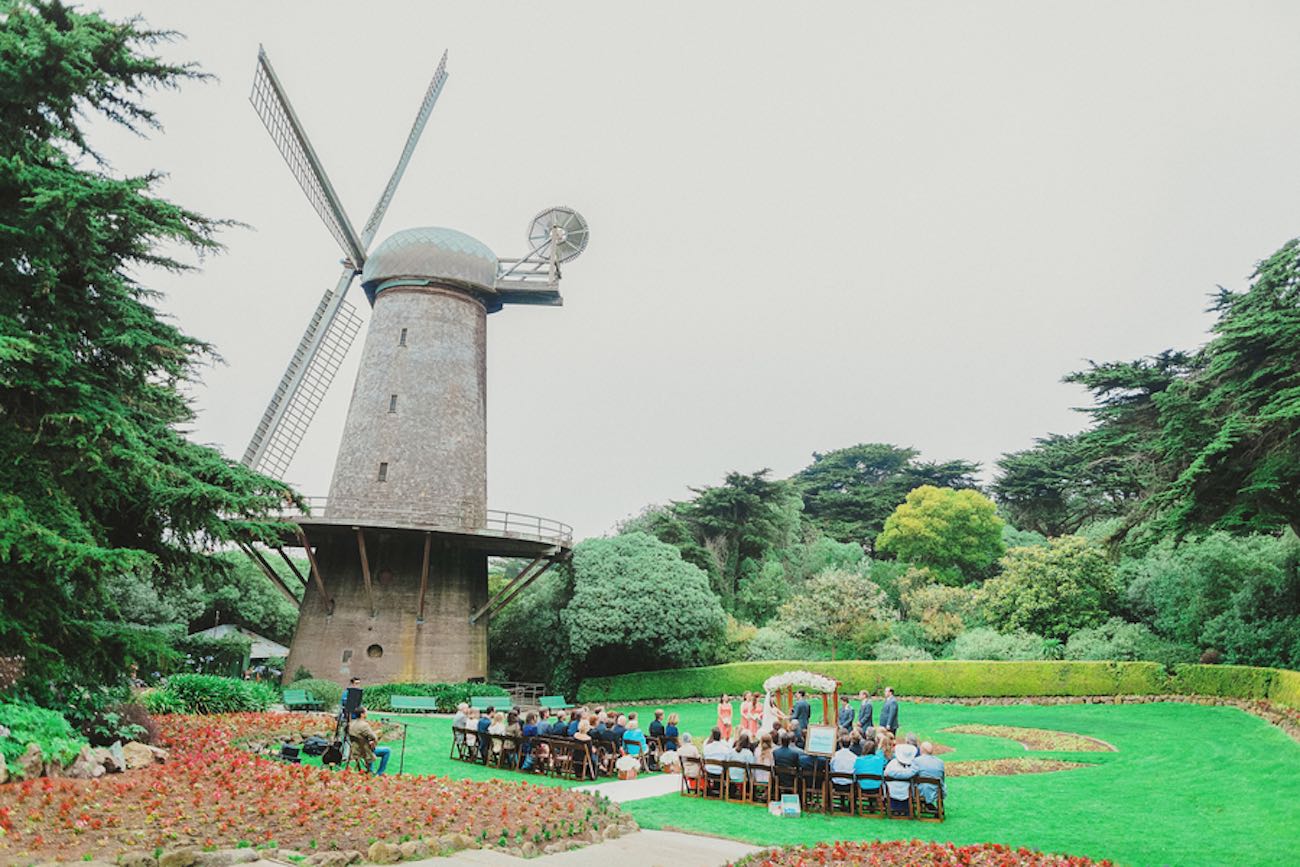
[544,843,566,855]
[521,842,538,857]
[398,840,429,859]
[366,841,401,864]
[158,848,199,867]
[91,747,123,774]
[64,745,105,780]
[602,826,621,840]
[110,741,126,771]
[17,743,43,779]
[122,741,157,770]
[437,835,462,853]
[192,850,259,866]
[305,852,361,867]
[118,851,157,866]
[0,758,7,784]
[147,745,169,763]
[455,834,477,850]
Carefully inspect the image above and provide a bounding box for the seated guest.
[477,707,494,763]
[452,703,469,748]
[664,712,681,750]
[623,714,649,758]
[913,741,947,806]
[876,729,895,760]
[853,737,885,794]
[702,727,731,777]
[522,712,540,739]
[611,714,628,742]
[488,711,507,761]
[549,712,570,737]
[772,730,803,769]
[905,732,920,749]
[837,696,855,731]
[593,716,609,740]
[347,707,390,775]
[648,708,666,740]
[752,732,775,786]
[573,720,599,780]
[677,733,702,790]
[537,707,552,729]
[848,729,864,756]
[465,707,480,753]
[567,711,582,738]
[729,732,755,784]
[830,734,858,787]
[884,742,919,815]
[523,738,550,772]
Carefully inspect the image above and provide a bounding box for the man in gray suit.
[792,691,811,733]
[879,686,899,734]
[856,690,873,731]
[913,741,947,806]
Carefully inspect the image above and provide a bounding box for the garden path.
[434,829,761,866]
[575,773,682,802]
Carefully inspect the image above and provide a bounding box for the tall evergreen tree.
[0,1,295,700]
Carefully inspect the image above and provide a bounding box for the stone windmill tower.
[236,48,587,684]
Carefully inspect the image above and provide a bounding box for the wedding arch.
[763,670,841,726]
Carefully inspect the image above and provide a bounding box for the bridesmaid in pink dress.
[716,694,734,740]
[740,691,760,737]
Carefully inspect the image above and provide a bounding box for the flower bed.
[941,725,1115,752]
[733,840,1113,866]
[948,758,1094,777]
[0,712,626,863]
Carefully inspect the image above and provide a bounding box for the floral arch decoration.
[763,670,842,726]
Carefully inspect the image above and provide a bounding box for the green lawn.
[366,701,1300,866]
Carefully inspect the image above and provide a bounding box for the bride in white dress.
[759,690,788,735]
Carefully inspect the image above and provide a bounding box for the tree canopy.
[0,1,294,700]
[875,486,1005,582]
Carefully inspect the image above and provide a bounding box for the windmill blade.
[359,50,449,246]
[251,47,367,266]
[242,271,365,478]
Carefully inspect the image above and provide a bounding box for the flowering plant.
[761,670,839,694]
[734,840,1113,866]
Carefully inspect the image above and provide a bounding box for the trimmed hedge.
[578,659,1300,710]
[360,681,510,713]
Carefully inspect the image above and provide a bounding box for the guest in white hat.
[884,741,919,816]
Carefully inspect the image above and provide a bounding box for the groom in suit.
[792,690,811,734]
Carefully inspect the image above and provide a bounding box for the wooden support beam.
[469,555,544,624]
[354,527,375,616]
[417,532,432,624]
[237,541,298,606]
[275,546,309,587]
[470,552,568,624]
[296,527,328,598]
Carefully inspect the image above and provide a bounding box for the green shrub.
[0,700,87,774]
[175,633,252,678]
[1169,664,1276,699]
[745,626,829,662]
[1065,618,1197,667]
[150,674,274,714]
[139,688,187,715]
[873,642,934,661]
[577,659,1171,702]
[286,678,343,710]
[359,681,509,713]
[291,666,314,682]
[949,627,1048,661]
[1269,668,1300,709]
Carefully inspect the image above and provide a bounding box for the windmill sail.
[242,282,363,478]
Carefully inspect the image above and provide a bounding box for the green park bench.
[389,695,441,713]
[539,695,571,711]
[282,688,322,711]
[470,695,504,711]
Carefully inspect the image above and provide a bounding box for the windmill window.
[398,328,408,346]
[377,462,388,482]
[388,394,398,413]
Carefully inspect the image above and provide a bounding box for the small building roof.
[189,624,290,660]
[361,226,498,301]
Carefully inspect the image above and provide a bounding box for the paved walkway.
[436,829,761,866]
[575,773,682,803]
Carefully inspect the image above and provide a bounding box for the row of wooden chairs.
[679,756,944,821]
[451,725,642,781]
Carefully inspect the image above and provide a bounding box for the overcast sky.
[90,0,1300,539]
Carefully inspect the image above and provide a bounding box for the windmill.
[236,47,588,685]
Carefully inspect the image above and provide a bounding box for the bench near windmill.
[236,47,588,688]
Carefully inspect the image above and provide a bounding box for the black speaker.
[342,687,364,718]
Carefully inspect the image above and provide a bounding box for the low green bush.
[360,681,510,713]
[0,700,87,774]
[578,659,1172,702]
[1169,664,1276,699]
[148,674,275,714]
[284,678,343,710]
[1269,668,1300,709]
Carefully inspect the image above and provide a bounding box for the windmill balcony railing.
[272,496,573,547]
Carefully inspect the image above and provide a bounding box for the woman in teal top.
[853,737,886,791]
[623,718,649,756]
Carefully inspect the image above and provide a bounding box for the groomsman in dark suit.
[880,687,899,734]
[856,690,874,731]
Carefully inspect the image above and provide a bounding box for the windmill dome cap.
[362,226,498,292]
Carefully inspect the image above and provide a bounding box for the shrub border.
[578,660,1300,711]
